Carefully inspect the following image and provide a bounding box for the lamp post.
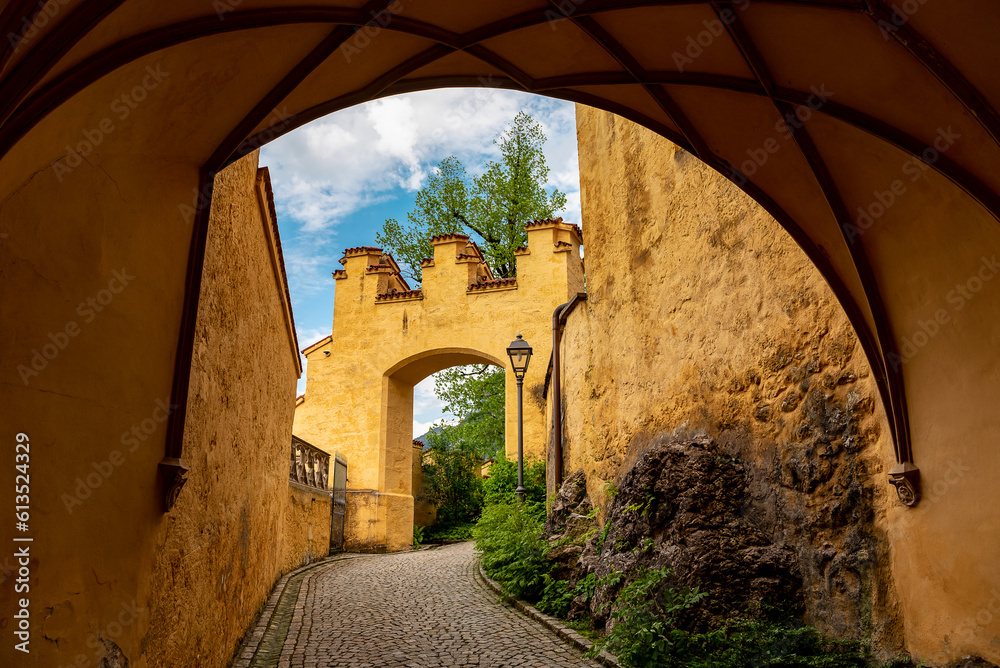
[506,334,533,503]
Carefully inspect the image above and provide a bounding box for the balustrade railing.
[289,436,330,490]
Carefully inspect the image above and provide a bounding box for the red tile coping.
[375,288,423,301]
[300,335,332,355]
[513,245,529,254]
[554,240,573,248]
[525,217,583,240]
[412,439,424,447]
[343,245,383,256]
[331,269,347,279]
[429,232,470,243]
[419,258,434,267]
[256,168,300,360]
[468,277,517,291]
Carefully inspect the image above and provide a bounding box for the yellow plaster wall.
[294,226,583,551]
[562,106,905,654]
[0,143,303,667]
[279,483,333,572]
[412,443,437,528]
[140,151,301,668]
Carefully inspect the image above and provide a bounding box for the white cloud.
[296,327,329,349]
[261,89,581,232]
[413,373,457,436]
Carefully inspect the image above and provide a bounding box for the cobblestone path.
[238,542,599,668]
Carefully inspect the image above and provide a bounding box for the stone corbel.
[158,457,189,512]
[888,462,921,507]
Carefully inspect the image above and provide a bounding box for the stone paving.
[237,542,599,668]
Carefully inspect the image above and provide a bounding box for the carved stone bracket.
[888,462,921,507]
[158,457,189,512]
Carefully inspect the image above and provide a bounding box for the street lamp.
[506,334,533,503]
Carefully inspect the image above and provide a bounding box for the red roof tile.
[468,277,517,291]
[429,232,470,243]
[375,288,423,301]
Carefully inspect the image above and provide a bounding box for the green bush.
[686,617,872,668]
[482,457,546,507]
[537,572,599,618]
[473,501,550,600]
[537,576,574,617]
[587,567,707,667]
[423,521,476,542]
[585,569,900,668]
[412,524,424,549]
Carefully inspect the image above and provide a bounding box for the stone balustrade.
[289,435,329,490]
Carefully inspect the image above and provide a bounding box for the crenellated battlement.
[331,219,583,305]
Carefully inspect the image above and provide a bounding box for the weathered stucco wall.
[280,483,333,572]
[140,151,302,668]
[0,39,320,667]
[412,442,437,528]
[560,105,907,656]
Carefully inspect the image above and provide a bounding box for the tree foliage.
[376,112,567,284]
[433,364,505,461]
[420,430,483,526]
[482,456,546,507]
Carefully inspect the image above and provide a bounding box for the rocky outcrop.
[544,469,597,581]
[947,658,999,668]
[572,435,803,632]
[544,469,594,541]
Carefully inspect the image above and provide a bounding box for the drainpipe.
[551,292,587,487]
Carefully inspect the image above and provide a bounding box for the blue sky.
[260,89,581,435]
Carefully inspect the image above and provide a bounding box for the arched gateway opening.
[292,225,583,551]
[2,3,1000,665]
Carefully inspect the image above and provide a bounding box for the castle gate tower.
[294,220,583,551]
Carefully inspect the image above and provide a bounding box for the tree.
[482,456,546,507]
[433,364,505,461]
[420,428,484,526]
[376,111,567,284]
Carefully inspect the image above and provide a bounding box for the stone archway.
[291,224,583,551]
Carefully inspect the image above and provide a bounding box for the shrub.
[586,569,896,668]
[423,521,475,542]
[473,501,549,600]
[537,576,574,617]
[537,572,599,618]
[412,524,424,549]
[687,617,872,668]
[587,567,707,667]
[482,457,546,507]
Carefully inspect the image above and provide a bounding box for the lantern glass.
[506,334,532,380]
